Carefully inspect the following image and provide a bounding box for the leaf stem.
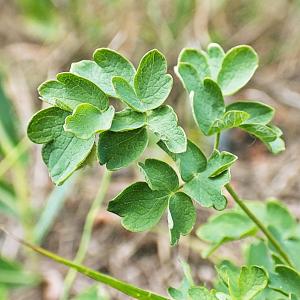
[61,169,112,300]
[225,183,294,268]
[0,228,168,300]
[214,132,220,150]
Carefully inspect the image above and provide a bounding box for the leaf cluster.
[176,43,284,154]
[195,200,300,299]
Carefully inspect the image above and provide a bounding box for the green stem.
[214,132,220,150]
[61,169,112,300]
[0,229,168,300]
[225,183,294,268]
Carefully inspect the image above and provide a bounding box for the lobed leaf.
[226,101,274,125]
[108,182,169,232]
[168,192,196,246]
[207,43,225,80]
[240,124,277,143]
[92,48,136,96]
[197,212,256,255]
[134,49,173,111]
[183,151,235,210]
[28,107,95,185]
[209,110,250,135]
[147,105,187,153]
[191,78,225,136]
[38,72,108,111]
[138,159,179,192]
[158,139,207,182]
[269,265,300,298]
[64,104,115,139]
[188,287,218,300]
[217,45,258,95]
[98,128,148,170]
[178,48,210,80]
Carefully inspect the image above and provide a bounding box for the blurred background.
[0,0,300,299]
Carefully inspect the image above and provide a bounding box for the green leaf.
[183,151,235,210]
[38,72,109,111]
[218,263,268,300]
[108,182,169,231]
[240,124,277,142]
[269,265,300,298]
[92,48,136,96]
[209,110,250,135]
[147,105,187,153]
[191,78,225,135]
[134,49,173,111]
[110,109,146,132]
[236,266,268,300]
[176,62,201,94]
[28,107,94,185]
[265,201,296,237]
[98,128,148,170]
[113,50,173,112]
[168,192,196,246]
[264,125,285,154]
[226,101,274,125]
[217,45,258,95]
[207,43,225,80]
[64,104,115,139]
[178,48,210,80]
[245,241,273,273]
[158,139,207,182]
[197,212,256,255]
[188,287,218,300]
[207,150,237,177]
[138,159,179,192]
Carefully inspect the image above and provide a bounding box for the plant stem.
[214,132,220,150]
[0,228,168,300]
[225,183,294,268]
[61,169,112,300]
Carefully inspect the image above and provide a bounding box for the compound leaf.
[64,104,115,139]
[108,182,169,232]
[158,139,207,182]
[134,49,173,111]
[138,159,179,192]
[226,101,274,125]
[147,105,187,153]
[110,109,146,132]
[217,45,258,95]
[168,192,196,246]
[93,48,136,96]
[178,48,210,80]
[38,72,108,111]
[207,43,225,80]
[98,128,148,170]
